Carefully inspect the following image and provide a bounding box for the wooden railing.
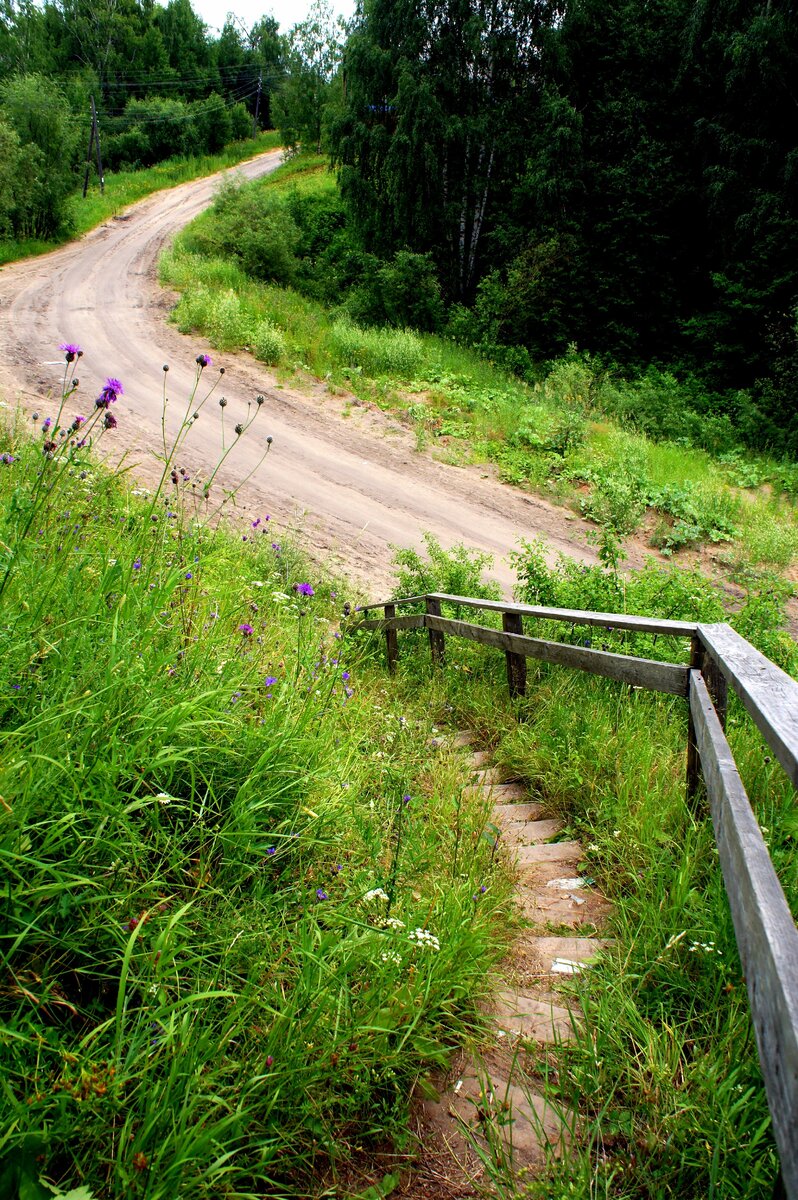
[351,593,798,1199]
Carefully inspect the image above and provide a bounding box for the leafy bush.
[392,532,502,606]
[252,319,286,364]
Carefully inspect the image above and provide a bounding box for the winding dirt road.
[0,149,597,598]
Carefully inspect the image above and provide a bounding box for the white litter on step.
[550,957,591,975]
[454,1079,463,1094]
[546,877,587,890]
[568,893,587,906]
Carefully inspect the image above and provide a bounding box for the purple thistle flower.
[294,583,314,597]
[96,378,123,409]
[59,342,82,362]
[238,623,254,636]
[266,846,276,856]
[402,794,411,805]
[42,417,52,432]
[1,453,15,465]
[271,542,281,552]
[344,687,354,700]
[196,353,213,369]
[316,889,329,901]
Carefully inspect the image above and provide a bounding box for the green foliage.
[184,178,300,284]
[391,533,502,607]
[329,319,423,378]
[0,74,80,239]
[273,0,345,153]
[252,318,286,364]
[0,356,504,1198]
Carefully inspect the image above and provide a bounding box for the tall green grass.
[0,358,507,1199]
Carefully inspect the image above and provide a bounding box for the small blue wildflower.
[264,675,277,686]
[266,846,276,856]
[185,571,193,580]
[342,671,350,682]
[132,558,142,570]
[316,889,329,901]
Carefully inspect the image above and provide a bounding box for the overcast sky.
[189,0,356,36]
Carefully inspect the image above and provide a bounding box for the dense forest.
[329,0,798,453]
[1,0,797,452]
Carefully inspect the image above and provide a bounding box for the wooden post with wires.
[82,96,104,197]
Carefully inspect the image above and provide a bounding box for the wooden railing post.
[703,646,729,731]
[384,602,398,675]
[686,635,703,802]
[503,611,526,699]
[426,596,445,667]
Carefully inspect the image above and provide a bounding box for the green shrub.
[252,319,286,364]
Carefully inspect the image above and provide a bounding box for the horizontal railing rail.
[349,593,798,1198]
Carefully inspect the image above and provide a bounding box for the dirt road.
[0,149,597,598]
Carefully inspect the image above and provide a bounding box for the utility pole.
[93,95,105,195]
[82,96,105,197]
[253,70,262,138]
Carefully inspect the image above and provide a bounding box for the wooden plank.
[357,594,697,637]
[503,611,527,698]
[698,624,798,788]
[351,614,426,633]
[384,602,398,675]
[691,671,798,1198]
[425,615,690,696]
[686,634,703,803]
[426,596,445,667]
[428,594,697,637]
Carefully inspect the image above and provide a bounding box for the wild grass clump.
[0,350,506,1199]
[329,319,423,378]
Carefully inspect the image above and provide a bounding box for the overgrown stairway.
[409,731,611,1197]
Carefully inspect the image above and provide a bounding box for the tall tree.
[273,0,345,153]
[331,0,561,301]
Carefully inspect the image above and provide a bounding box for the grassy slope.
[159,157,798,595]
[0,373,507,1199]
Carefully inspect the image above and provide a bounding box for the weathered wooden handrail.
[356,591,699,637]
[350,592,798,1198]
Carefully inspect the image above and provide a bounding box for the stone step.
[429,728,475,750]
[515,840,584,866]
[492,988,578,1043]
[472,766,510,786]
[504,817,563,847]
[527,935,608,975]
[516,886,612,930]
[419,1052,571,1176]
[492,801,546,823]
[465,780,528,804]
[469,749,493,769]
